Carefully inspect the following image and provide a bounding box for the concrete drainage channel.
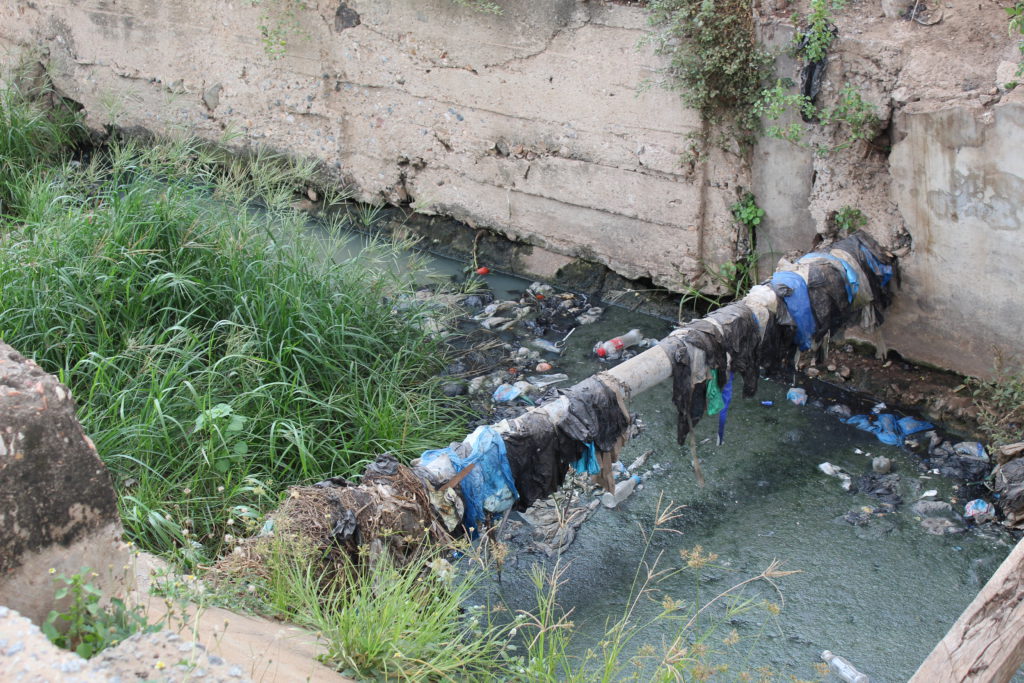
[2,218,1022,681]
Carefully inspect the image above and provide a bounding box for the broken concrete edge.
[0,341,132,627]
[0,602,257,682]
[0,553,352,682]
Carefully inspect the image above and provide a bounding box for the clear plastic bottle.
[601,475,641,508]
[821,650,870,683]
[593,329,644,359]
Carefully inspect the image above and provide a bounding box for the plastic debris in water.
[818,462,853,491]
[786,387,807,405]
[492,383,522,403]
[953,441,988,461]
[964,498,995,522]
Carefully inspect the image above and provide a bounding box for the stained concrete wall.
[1,0,1022,378]
[0,0,751,292]
[872,102,1024,379]
[0,343,130,627]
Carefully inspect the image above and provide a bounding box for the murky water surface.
[473,295,1016,682]
[320,221,1016,680]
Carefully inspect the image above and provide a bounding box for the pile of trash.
[214,454,446,579]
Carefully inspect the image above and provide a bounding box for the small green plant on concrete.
[42,568,160,658]
[731,192,765,230]
[676,193,763,317]
[756,80,880,155]
[645,0,773,148]
[249,0,310,59]
[794,0,846,63]
[450,0,503,14]
[1008,2,1024,76]
[834,205,867,234]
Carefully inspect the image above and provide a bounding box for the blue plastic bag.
[786,387,808,405]
[842,413,934,446]
[572,442,601,475]
[447,426,519,533]
[771,271,816,351]
[492,383,522,403]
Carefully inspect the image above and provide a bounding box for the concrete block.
[0,343,130,626]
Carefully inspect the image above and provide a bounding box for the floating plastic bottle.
[601,475,641,508]
[593,329,644,359]
[821,650,870,683]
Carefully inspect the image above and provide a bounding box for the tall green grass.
[0,88,463,562]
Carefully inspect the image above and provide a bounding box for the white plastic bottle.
[601,475,641,508]
[821,650,870,683]
[593,329,644,359]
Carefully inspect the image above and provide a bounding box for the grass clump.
[969,365,1024,449]
[646,0,773,150]
[0,84,463,563]
[41,567,160,658]
[0,72,84,216]
[253,537,513,680]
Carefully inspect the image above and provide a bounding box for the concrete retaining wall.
[1,0,1021,378]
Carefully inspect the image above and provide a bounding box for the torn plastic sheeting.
[953,441,988,461]
[799,252,860,303]
[422,425,519,534]
[842,413,934,446]
[771,270,816,351]
[492,383,523,403]
[706,369,725,415]
[717,372,734,445]
[859,243,893,287]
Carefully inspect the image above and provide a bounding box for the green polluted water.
[314,213,1016,680]
[474,302,1018,682]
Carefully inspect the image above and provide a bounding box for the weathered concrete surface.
[756,0,1023,378]
[867,103,1023,379]
[0,604,263,682]
[752,20,816,279]
[0,342,131,626]
[0,0,737,291]
[1,0,1023,377]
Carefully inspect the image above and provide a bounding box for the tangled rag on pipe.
[407,231,897,536]
[661,230,897,448]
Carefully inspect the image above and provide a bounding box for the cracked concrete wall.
[2,0,1022,377]
[751,2,1023,379]
[870,102,1024,379]
[0,0,749,292]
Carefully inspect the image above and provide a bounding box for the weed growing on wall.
[645,0,773,148]
[969,366,1024,449]
[756,80,880,155]
[451,0,503,14]
[834,205,867,234]
[795,0,845,63]
[248,0,310,58]
[1008,2,1024,78]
